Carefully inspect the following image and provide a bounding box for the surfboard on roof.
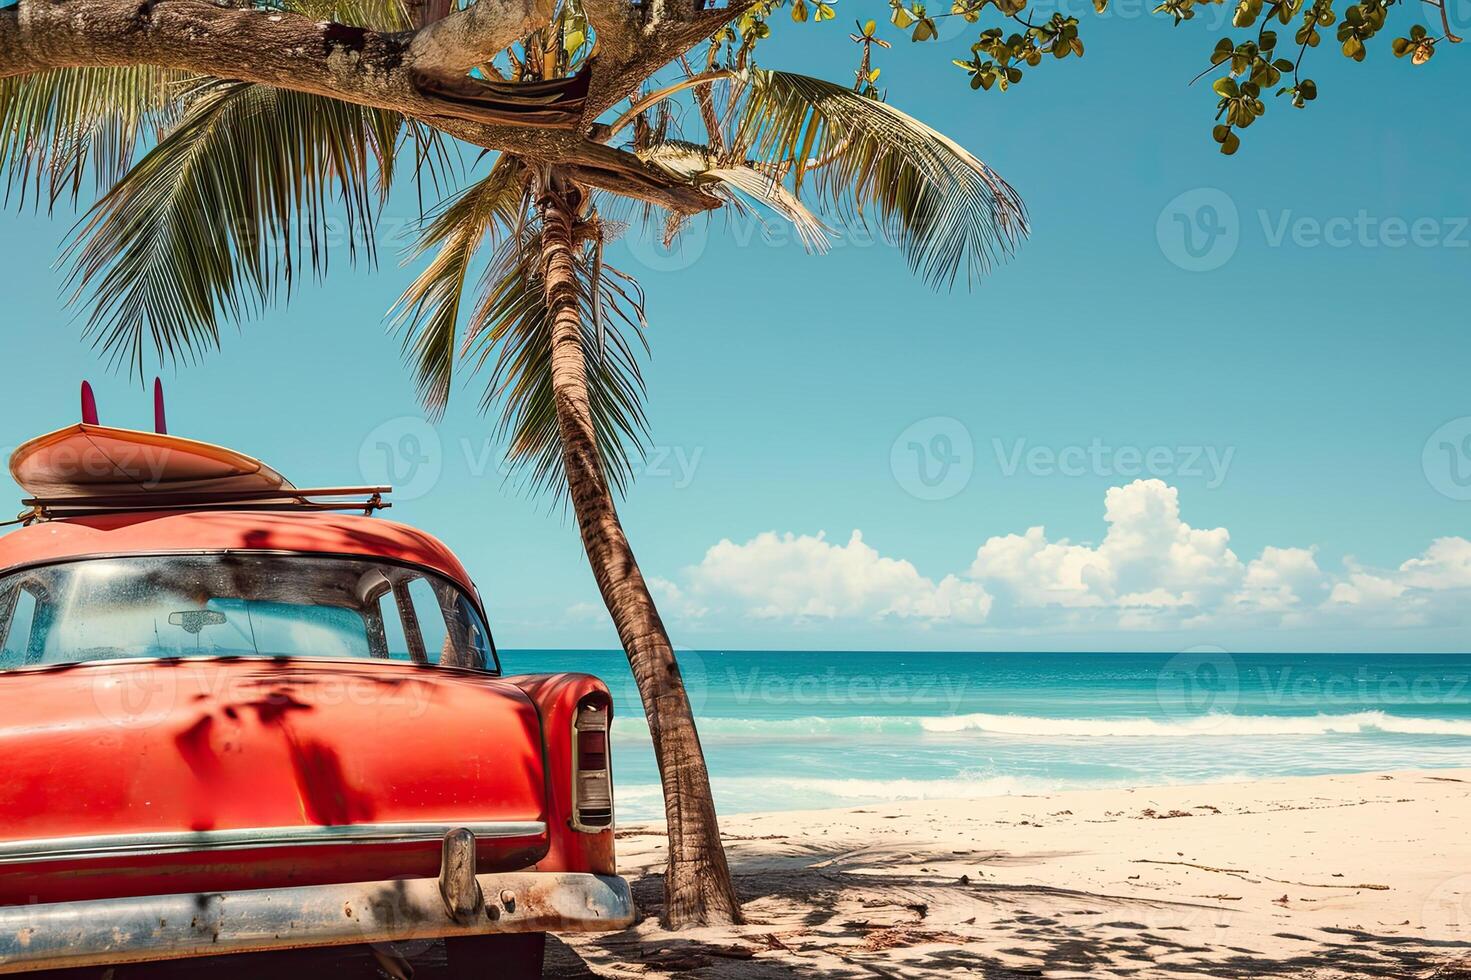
[9,380,293,500]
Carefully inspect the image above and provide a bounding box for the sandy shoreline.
[567,769,1471,978]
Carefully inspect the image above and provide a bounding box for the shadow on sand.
[23,836,1471,979]
[563,834,1471,980]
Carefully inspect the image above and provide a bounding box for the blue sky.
[1,9,1467,652]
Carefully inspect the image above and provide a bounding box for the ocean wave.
[918,710,1471,738]
[611,714,921,741]
[610,710,1471,741]
[612,773,1058,820]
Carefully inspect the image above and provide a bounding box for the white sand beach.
[565,769,1471,979]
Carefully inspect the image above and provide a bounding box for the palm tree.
[0,0,1027,928]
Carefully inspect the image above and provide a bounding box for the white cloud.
[572,480,1469,639]
[681,530,992,625]
[968,480,1244,617]
[1228,546,1328,619]
[1321,537,1471,628]
[1396,537,1471,591]
[647,576,707,620]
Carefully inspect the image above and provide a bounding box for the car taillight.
[578,729,607,771]
[571,697,613,831]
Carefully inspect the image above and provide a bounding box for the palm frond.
[463,223,651,501]
[0,68,192,208]
[704,166,829,252]
[733,69,1028,288]
[636,138,830,253]
[65,80,403,376]
[390,155,529,419]
[403,119,467,208]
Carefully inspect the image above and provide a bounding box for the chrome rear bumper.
[0,864,634,973]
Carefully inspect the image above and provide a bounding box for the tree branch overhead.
[0,0,744,214]
[407,0,555,71]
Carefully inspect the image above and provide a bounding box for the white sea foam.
[613,773,1059,820]
[610,714,919,741]
[610,710,1471,741]
[917,710,1471,738]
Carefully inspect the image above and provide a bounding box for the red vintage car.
[0,387,632,977]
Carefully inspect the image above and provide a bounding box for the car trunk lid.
[0,658,548,904]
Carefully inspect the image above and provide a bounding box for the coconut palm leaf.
[390,155,528,419]
[703,166,829,252]
[0,0,412,211]
[636,138,830,252]
[463,223,651,500]
[732,69,1027,288]
[0,67,192,208]
[65,80,403,376]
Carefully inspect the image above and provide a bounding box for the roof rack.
[18,486,393,523]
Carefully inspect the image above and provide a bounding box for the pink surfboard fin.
[81,381,99,426]
[153,378,167,434]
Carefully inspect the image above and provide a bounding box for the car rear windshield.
[0,554,497,672]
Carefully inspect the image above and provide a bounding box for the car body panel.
[0,492,629,964]
[0,657,552,904]
[511,673,617,875]
[0,510,476,596]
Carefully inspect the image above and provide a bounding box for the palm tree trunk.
[535,167,742,929]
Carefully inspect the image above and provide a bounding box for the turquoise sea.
[504,651,1471,821]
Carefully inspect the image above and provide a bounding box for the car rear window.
[0,553,497,672]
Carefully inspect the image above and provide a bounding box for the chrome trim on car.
[0,870,635,973]
[0,821,547,865]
